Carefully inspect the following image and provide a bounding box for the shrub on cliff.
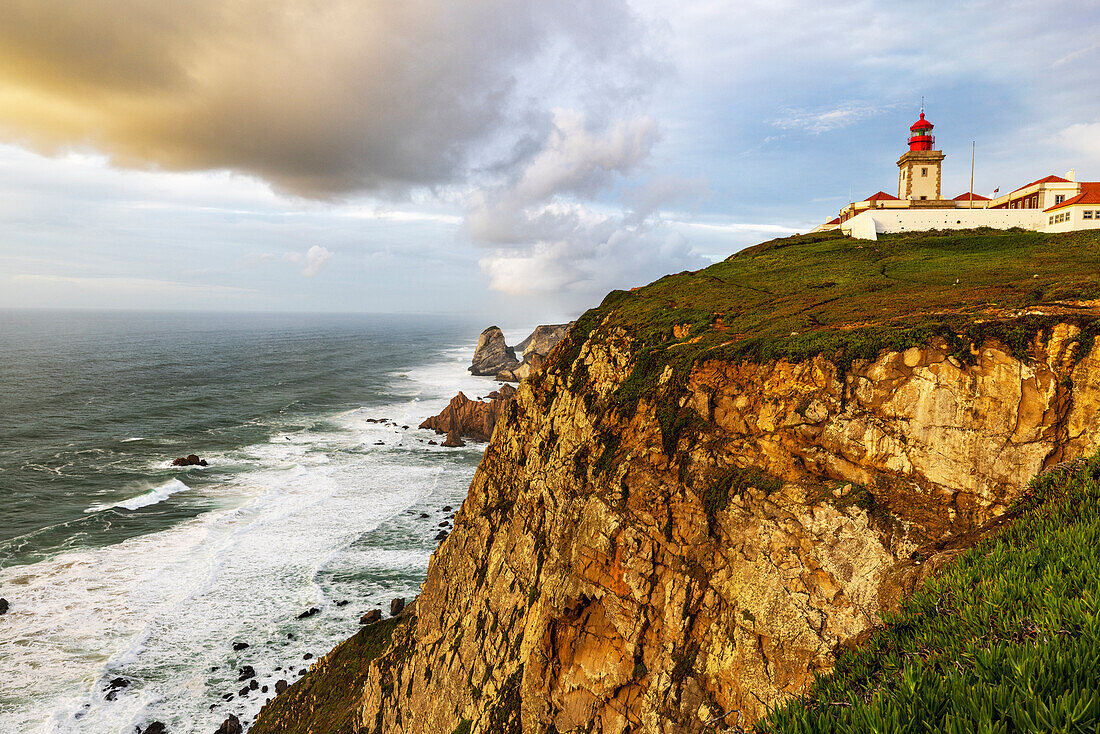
[757,455,1100,734]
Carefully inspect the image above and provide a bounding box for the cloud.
[467,110,707,297]
[301,245,332,277]
[0,0,651,198]
[249,245,333,276]
[773,102,896,134]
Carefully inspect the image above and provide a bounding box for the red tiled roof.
[864,191,899,202]
[1011,175,1071,194]
[953,192,990,201]
[826,217,840,225]
[1045,182,1100,212]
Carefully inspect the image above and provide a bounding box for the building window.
[920,195,927,200]
[921,167,928,177]
[1050,216,1055,224]
[1056,194,1066,204]
[1084,210,1094,220]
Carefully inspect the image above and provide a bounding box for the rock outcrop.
[419,385,517,442]
[469,326,520,376]
[352,320,1100,734]
[495,324,573,382]
[516,323,573,358]
[496,352,545,382]
[171,454,207,467]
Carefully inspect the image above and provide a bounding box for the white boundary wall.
[841,209,1045,240]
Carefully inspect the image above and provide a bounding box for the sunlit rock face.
[356,321,1100,733]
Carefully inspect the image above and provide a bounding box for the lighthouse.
[897,108,945,202]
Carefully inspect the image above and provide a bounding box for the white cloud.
[301,245,333,277]
[773,102,897,134]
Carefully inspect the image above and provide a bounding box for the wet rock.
[298,669,306,676]
[390,598,406,616]
[104,677,130,701]
[238,685,250,697]
[467,326,519,376]
[434,530,449,541]
[237,665,256,681]
[139,722,167,734]
[303,652,313,660]
[221,693,233,702]
[286,632,295,640]
[360,609,382,625]
[0,598,8,615]
[297,607,320,620]
[261,685,268,693]
[438,521,449,528]
[419,385,516,443]
[215,714,242,734]
[275,679,288,694]
[170,454,207,467]
[427,440,437,445]
[249,679,259,691]
[442,506,453,512]
[441,430,465,448]
[335,600,350,607]
[419,512,430,518]
[231,641,249,651]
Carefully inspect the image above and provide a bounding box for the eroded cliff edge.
[251,229,1100,733]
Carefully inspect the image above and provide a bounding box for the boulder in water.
[0,598,8,615]
[467,326,519,376]
[104,677,130,701]
[215,714,242,734]
[390,597,405,616]
[297,607,320,619]
[231,641,249,651]
[360,609,382,625]
[275,679,288,694]
[139,723,167,734]
[170,454,208,467]
[441,430,465,448]
[237,665,256,681]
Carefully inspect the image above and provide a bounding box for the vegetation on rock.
[759,455,1100,734]
[248,618,400,734]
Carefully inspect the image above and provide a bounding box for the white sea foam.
[0,337,489,734]
[86,478,193,513]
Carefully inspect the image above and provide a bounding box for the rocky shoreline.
[138,322,565,732]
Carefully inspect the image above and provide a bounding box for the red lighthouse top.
[908,111,935,151]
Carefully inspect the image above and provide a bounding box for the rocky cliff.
[251,228,1100,734]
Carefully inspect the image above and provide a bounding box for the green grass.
[248,617,401,734]
[547,229,1100,421]
[756,455,1100,734]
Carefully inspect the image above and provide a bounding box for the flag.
[993,187,999,194]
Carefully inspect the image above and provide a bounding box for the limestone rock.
[468,326,519,376]
[496,352,545,383]
[516,322,573,358]
[350,323,1100,734]
[419,385,516,442]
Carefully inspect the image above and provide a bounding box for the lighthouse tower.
[897,108,945,203]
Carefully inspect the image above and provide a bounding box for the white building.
[813,111,1100,240]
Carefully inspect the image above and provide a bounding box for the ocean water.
[0,310,523,733]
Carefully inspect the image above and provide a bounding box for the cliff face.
[247,229,1100,734]
[353,319,1100,733]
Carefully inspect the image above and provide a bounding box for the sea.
[0,310,528,734]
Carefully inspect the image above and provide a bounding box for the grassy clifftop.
[758,455,1100,733]
[553,228,1100,391]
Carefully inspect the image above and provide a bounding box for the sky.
[1,0,1099,322]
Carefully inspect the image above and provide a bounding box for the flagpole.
[970,141,975,209]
